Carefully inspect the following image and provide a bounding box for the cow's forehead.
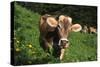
[59,15,72,23]
[67,17,72,24]
[59,15,65,20]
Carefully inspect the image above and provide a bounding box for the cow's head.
[57,15,82,49]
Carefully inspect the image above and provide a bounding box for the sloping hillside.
[13,4,97,65]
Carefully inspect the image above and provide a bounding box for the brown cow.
[89,26,97,34]
[81,25,88,33]
[39,14,82,60]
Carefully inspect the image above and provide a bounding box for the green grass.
[13,4,97,65]
[62,32,97,62]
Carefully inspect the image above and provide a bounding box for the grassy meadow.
[13,4,97,65]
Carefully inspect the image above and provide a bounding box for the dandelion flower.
[14,37,16,40]
[16,48,20,52]
[28,44,32,48]
[16,40,20,43]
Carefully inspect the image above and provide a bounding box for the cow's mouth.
[65,43,69,48]
[58,38,69,49]
[61,43,69,48]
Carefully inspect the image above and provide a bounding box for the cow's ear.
[71,24,82,32]
[46,17,58,27]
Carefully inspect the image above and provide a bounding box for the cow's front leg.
[43,39,49,51]
[47,41,53,54]
[60,49,65,60]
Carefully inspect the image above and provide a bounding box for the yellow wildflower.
[14,37,16,40]
[16,48,20,52]
[16,40,20,43]
[28,44,32,48]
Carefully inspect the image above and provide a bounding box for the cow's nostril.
[66,41,69,43]
[61,40,69,44]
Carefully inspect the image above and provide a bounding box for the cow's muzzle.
[58,38,69,48]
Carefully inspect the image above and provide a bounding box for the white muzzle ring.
[58,38,69,46]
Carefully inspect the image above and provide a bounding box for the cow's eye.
[66,40,69,43]
[58,25,60,28]
[58,23,63,29]
[57,25,61,30]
